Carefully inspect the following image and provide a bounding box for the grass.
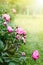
[11,14,43,65]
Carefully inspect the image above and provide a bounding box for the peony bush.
[0,14,27,65]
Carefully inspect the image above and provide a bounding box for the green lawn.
[11,14,43,65]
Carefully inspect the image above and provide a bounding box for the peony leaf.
[9,62,15,65]
[0,58,3,63]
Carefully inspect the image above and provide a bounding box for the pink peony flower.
[7,26,13,33]
[2,14,10,22]
[32,50,40,60]
[16,27,26,36]
[16,27,23,35]
[3,22,7,26]
[12,8,16,13]
[16,35,20,39]
[22,52,26,56]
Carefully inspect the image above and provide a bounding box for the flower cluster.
[15,27,26,44]
[2,14,27,44]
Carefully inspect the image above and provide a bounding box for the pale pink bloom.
[32,50,40,60]
[22,52,26,56]
[12,8,16,13]
[7,26,13,33]
[16,35,20,39]
[3,22,7,26]
[2,14,10,22]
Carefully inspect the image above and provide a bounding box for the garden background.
[0,0,43,65]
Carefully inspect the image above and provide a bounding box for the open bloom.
[7,26,13,33]
[2,14,10,22]
[16,27,23,35]
[32,50,40,60]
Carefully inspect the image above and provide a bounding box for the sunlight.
[36,0,43,8]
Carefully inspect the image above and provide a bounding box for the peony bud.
[7,26,13,33]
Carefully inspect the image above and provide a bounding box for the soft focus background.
[0,0,43,65]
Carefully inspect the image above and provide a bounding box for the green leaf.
[0,40,4,51]
[0,58,3,63]
[9,62,15,65]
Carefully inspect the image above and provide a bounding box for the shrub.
[0,15,27,65]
